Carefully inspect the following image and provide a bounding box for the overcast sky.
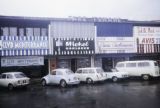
[0,0,160,21]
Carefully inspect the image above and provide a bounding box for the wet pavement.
[0,79,160,108]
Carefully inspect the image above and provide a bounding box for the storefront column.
[91,55,95,67]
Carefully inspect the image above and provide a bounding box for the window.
[126,63,136,67]
[76,70,82,74]
[34,28,40,36]
[89,69,95,73]
[41,28,47,36]
[9,27,17,36]
[138,62,150,67]
[1,74,6,79]
[83,70,88,74]
[1,27,9,36]
[7,74,13,79]
[51,71,56,75]
[26,28,33,36]
[14,73,26,78]
[19,28,25,36]
[116,63,124,68]
[56,71,63,75]
[66,69,74,75]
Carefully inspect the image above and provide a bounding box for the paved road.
[0,79,160,108]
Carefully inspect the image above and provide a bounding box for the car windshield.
[96,68,104,73]
[65,69,74,75]
[14,73,27,78]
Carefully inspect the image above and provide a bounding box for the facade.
[0,16,160,77]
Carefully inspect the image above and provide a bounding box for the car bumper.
[67,81,80,85]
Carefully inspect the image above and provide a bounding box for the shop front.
[49,37,95,72]
[132,26,160,64]
[0,36,49,77]
[95,37,137,71]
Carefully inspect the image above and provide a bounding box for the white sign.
[2,41,48,49]
[137,36,160,44]
[96,37,137,53]
[1,56,44,67]
[134,26,160,37]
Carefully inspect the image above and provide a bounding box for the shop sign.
[134,26,160,37]
[137,36,160,44]
[1,56,44,67]
[53,38,95,55]
[96,37,137,53]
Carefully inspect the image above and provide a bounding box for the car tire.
[8,84,13,91]
[42,79,47,86]
[112,76,118,82]
[86,78,93,84]
[60,80,67,88]
[142,74,149,80]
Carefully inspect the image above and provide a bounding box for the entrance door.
[71,59,77,72]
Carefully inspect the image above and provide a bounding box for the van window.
[83,70,88,74]
[76,70,82,74]
[138,62,150,67]
[116,63,124,68]
[126,63,136,67]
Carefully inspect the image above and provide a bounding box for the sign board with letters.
[96,37,137,53]
[53,38,95,55]
[1,56,44,67]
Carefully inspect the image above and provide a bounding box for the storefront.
[95,37,137,71]
[49,37,95,72]
[132,26,160,64]
[1,36,49,77]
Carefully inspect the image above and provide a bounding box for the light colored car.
[75,67,107,84]
[41,68,80,87]
[105,70,128,82]
[0,72,30,90]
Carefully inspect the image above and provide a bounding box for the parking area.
[1,78,160,108]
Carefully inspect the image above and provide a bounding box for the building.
[0,16,160,77]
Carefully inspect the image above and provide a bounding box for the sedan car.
[75,67,107,84]
[41,68,80,87]
[105,69,128,82]
[0,72,30,90]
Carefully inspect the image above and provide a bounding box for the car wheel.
[142,75,149,80]
[112,76,118,82]
[42,79,46,86]
[8,84,13,91]
[60,80,67,88]
[86,78,93,84]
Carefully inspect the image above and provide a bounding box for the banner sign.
[134,26,160,37]
[2,36,48,49]
[96,37,137,53]
[1,36,49,56]
[53,38,95,55]
[1,56,44,67]
[134,26,160,53]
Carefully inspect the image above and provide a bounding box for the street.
[1,79,160,108]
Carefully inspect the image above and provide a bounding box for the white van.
[115,60,160,80]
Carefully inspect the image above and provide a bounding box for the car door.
[49,70,57,84]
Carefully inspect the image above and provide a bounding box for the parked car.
[0,72,30,90]
[115,60,160,80]
[41,68,80,87]
[105,69,128,82]
[75,67,107,84]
